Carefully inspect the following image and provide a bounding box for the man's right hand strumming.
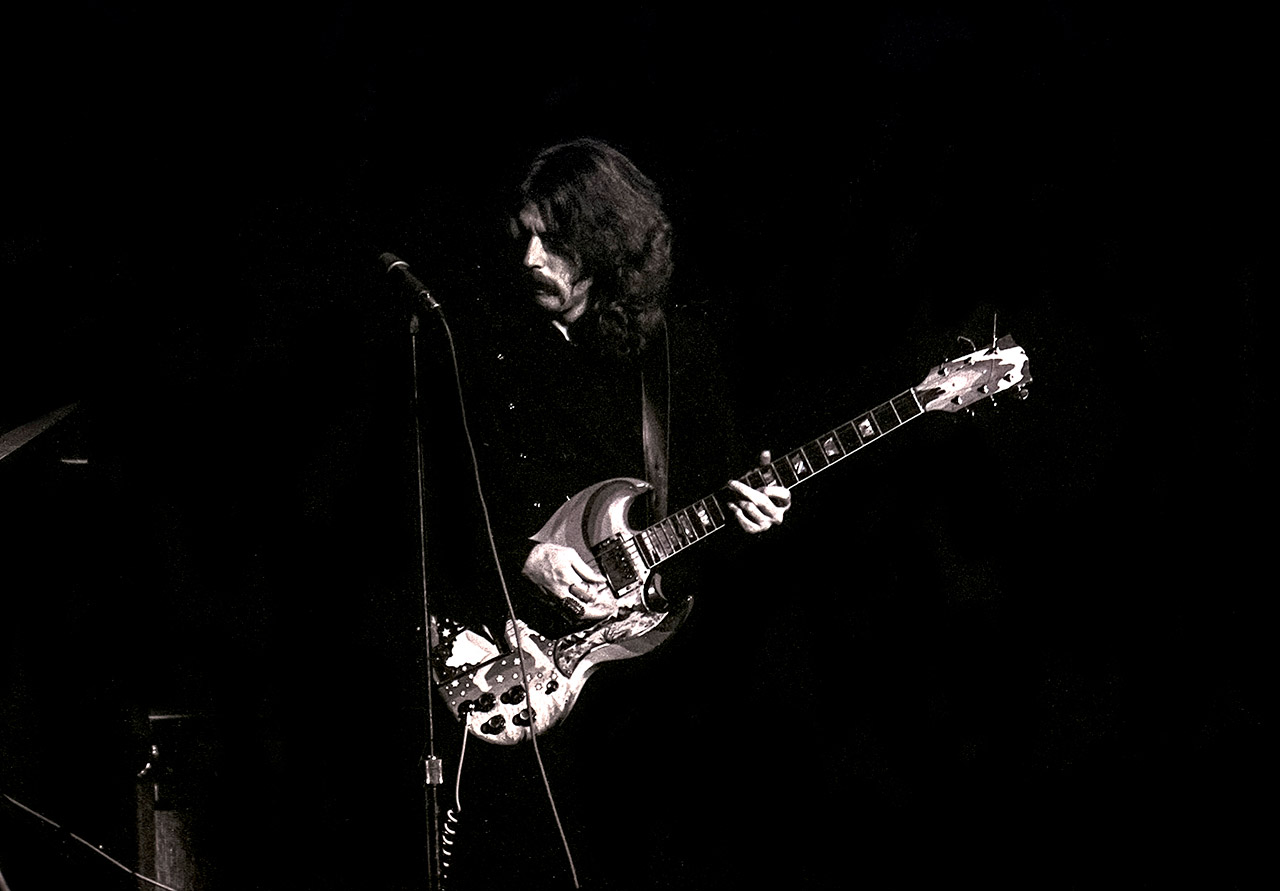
[522,541,618,623]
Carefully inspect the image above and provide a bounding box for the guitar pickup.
[593,535,639,590]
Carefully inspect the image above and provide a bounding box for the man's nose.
[523,234,546,268]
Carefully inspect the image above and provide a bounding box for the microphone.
[380,252,440,310]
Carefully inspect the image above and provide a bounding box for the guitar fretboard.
[630,388,925,569]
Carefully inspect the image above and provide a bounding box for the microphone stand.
[409,308,445,891]
[382,252,449,889]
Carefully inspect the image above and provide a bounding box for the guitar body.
[432,477,692,746]
[432,336,1032,746]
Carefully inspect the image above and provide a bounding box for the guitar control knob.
[512,708,536,727]
[475,692,497,713]
[500,685,526,705]
[545,678,559,694]
[480,715,506,735]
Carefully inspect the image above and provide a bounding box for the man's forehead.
[517,204,546,233]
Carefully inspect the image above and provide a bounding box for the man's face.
[514,204,592,324]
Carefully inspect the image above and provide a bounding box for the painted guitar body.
[432,336,1032,745]
[432,478,690,746]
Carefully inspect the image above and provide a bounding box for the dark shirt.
[475,316,649,565]
[421,298,761,889]
[428,298,741,638]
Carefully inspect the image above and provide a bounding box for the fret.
[833,421,862,453]
[669,515,693,549]
[759,463,779,486]
[744,468,766,489]
[655,524,675,560]
[772,456,800,487]
[871,402,900,433]
[635,530,659,566]
[660,522,680,558]
[804,441,831,471]
[653,523,676,557]
[692,499,720,532]
[852,412,880,442]
[785,449,813,482]
[705,492,726,526]
[817,432,845,462]
[676,509,702,542]
[892,390,923,421]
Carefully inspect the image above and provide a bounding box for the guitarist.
[429,139,794,887]
[443,138,792,635]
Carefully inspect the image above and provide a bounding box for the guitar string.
[433,310,582,888]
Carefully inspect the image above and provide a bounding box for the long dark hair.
[516,139,672,360]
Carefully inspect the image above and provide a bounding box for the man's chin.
[532,292,565,314]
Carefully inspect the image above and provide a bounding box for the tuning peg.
[1016,385,1030,400]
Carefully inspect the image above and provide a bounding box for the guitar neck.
[631,387,926,568]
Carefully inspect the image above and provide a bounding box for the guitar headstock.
[915,335,1031,413]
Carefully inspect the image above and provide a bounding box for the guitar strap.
[640,370,669,524]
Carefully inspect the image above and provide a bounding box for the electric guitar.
[430,335,1031,745]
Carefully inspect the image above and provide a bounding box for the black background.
[1,4,1266,889]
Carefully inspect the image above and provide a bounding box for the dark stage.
[1,5,1265,889]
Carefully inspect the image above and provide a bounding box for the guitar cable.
[416,309,582,889]
[1,791,181,891]
[439,721,470,885]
